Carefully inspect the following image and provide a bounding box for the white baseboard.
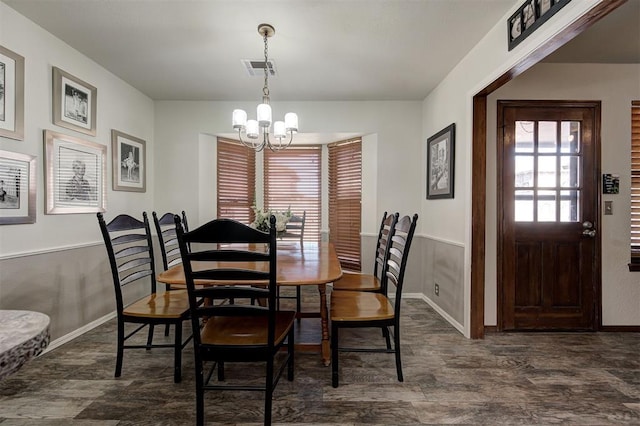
[42,311,117,354]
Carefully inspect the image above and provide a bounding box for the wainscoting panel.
[420,237,464,325]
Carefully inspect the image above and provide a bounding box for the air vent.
[242,59,277,77]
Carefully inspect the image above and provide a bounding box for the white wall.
[0,2,155,340]
[153,101,422,234]
[421,0,603,336]
[486,63,640,326]
[0,2,155,258]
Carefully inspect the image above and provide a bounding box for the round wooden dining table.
[157,241,342,366]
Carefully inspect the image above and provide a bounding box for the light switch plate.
[604,201,613,215]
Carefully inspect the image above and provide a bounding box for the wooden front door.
[498,100,601,331]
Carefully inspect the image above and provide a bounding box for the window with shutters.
[328,139,362,271]
[264,146,321,242]
[216,138,256,224]
[630,101,640,270]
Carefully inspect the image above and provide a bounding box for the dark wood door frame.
[470,0,626,339]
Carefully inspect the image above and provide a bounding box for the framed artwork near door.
[427,123,455,200]
[0,45,25,141]
[0,149,36,224]
[52,67,97,136]
[507,0,572,51]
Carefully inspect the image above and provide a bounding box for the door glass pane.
[560,156,580,188]
[561,121,580,153]
[538,190,556,222]
[515,121,534,153]
[538,156,556,188]
[560,190,580,222]
[515,155,534,187]
[515,190,533,222]
[538,121,557,153]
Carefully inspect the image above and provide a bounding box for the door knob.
[582,229,596,237]
[582,221,593,229]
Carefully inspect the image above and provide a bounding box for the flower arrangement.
[251,205,292,234]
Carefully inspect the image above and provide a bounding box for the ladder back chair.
[153,210,190,271]
[175,215,295,426]
[332,211,398,293]
[153,210,190,336]
[97,212,191,383]
[276,211,306,314]
[330,213,418,388]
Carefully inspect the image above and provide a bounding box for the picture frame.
[508,0,571,51]
[44,129,106,214]
[427,123,455,200]
[0,46,25,141]
[0,150,36,224]
[111,129,146,192]
[52,66,97,136]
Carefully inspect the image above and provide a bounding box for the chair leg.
[265,357,275,425]
[218,361,225,381]
[394,322,403,382]
[173,322,182,383]
[287,328,295,381]
[195,354,205,426]
[331,323,339,388]
[146,324,154,349]
[276,286,281,310]
[296,286,301,321]
[382,326,392,350]
[115,319,124,378]
[164,323,170,336]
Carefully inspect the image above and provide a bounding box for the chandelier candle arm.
[231,23,298,151]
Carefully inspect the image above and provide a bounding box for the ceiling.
[4,0,638,105]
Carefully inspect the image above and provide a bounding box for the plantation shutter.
[216,138,256,224]
[631,101,640,263]
[328,139,362,271]
[264,146,321,242]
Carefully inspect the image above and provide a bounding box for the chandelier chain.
[263,32,270,99]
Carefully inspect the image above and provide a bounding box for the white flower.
[251,205,292,234]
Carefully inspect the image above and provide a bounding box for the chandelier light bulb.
[257,103,272,128]
[233,109,247,129]
[273,121,286,138]
[285,113,298,133]
[246,120,259,139]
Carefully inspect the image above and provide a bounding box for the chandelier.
[232,24,298,152]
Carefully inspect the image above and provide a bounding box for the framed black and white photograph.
[44,129,106,214]
[427,123,455,200]
[52,67,97,136]
[0,46,25,141]
[111,129,145,192]
[0,150,36,224]
[508,0,571,51]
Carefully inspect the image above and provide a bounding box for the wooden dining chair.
[330,213,418,388]
[152,210,189,272]
[175,215,295,426]
[97,212,191,383]
[332,211,398,293]
[152,210,190,336]
[276,211,306,313]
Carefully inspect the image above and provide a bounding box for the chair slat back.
[98,212,157,313]
[385,214,418,313]
[175,216,278,348]
[282,210,306,244]
[374,212,398,281]
[153,211,190,271]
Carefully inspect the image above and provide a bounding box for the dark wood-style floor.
[1,288,639,425]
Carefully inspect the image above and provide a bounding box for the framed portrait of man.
[44,129,106,214]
